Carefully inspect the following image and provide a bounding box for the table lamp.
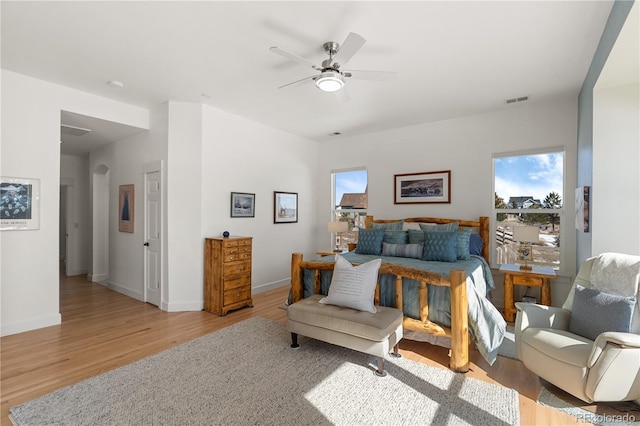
[328,221,348,251]
[513,226,538,271]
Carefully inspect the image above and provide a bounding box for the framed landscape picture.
[274,191,298,223]
[231,192,255,218]
[394,170,451,204]
[1,176,40,230]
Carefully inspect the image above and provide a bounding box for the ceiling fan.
[269,32,395,100]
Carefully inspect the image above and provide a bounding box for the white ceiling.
[2,1,616,156]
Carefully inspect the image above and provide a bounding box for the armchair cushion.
[569,285,636,341]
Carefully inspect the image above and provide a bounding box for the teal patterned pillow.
[422,231,458,262]
[355,228,385,255]
[382,242,423,259]
[408,229,426,244]
[456,229,472,260]
[371,221,404,231]
[419,222,460,232]
[383,230,408,244]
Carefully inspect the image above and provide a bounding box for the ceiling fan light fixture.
[315,72,344,92]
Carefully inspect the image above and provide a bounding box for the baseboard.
[1,312,61,337]
[88,273,108,283]
[163,301,203,312]
[106,281,144,302]
[253,279,290,294]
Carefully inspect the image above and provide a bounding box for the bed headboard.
[364,215,490,264]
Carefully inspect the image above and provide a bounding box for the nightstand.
[499,264,556,322]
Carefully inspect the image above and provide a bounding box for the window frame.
[491,147,567,272]
[331,167,368,250]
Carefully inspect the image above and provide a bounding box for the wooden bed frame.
[290,215,490,373]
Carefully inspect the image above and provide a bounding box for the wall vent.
[505,96,529,105]
[61,124,92,136]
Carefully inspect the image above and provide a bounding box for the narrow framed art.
[231,192,255,218]
[274,191,298,223]
[119,184,135,233]
[394,170,451,204]
[1,176,40,230]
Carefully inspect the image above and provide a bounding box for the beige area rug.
[10,317,519,426]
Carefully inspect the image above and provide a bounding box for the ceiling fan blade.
[269,46,320,70]
[344,69,396,81]
[334,32,366,66]
[278,75,317,89]
[334,87,350,103]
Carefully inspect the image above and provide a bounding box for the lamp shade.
[328,221,348,233]
[513,226,539,243]
[316,72,344,92]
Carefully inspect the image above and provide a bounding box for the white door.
[144,169,162,306]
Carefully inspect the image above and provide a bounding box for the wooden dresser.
[204,236,253,316]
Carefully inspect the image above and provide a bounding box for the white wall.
[593,82,640,255]
[165,102,203,310]
[316,96,579,307]
[201,105,318,294]
[60,154,90,275]
[1,70,150,336]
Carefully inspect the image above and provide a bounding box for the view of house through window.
[493,151,564,270]
[332,169,367,251]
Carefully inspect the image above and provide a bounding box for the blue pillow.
[382,242,423,259]
[469,234,484,256]
[383,230,408,244]
[408,229,426,244]
[419,222,459,232]
[569,285,636,341]
[354,228,385,255]
[456,229,472,260]
[371,221,404,231]
[422,231,458,262]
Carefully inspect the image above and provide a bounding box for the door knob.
[144,242,149,246]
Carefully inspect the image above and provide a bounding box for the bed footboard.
[290,252,470,373]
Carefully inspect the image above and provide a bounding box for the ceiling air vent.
[505,96,529,105]
[61,124,92,136]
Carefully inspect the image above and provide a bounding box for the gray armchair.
[515,253,640,404]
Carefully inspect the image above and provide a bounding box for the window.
[493,150,564,270]
[331,169,367,250]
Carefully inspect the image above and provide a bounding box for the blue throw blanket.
[298,253,506,365]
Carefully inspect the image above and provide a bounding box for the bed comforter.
[298,252,506,365]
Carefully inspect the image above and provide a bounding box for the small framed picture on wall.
[274,191,298,223]
[119,184,135,232]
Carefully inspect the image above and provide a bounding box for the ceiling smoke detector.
[505,96,530,105]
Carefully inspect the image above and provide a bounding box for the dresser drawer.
[237,239,251,247]
[224,274,251,290]
[223,240,239,248]
[223,260,251,277]
[513,274,543,287]
[223,246,251,261]
[223,286,251,306]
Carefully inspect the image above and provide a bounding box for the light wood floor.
[2,273,582,425]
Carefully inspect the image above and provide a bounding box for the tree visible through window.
[332,169,367,250]
[493,151,564,270]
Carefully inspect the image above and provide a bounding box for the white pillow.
[319,255,382,314]
[402,222,422,231]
